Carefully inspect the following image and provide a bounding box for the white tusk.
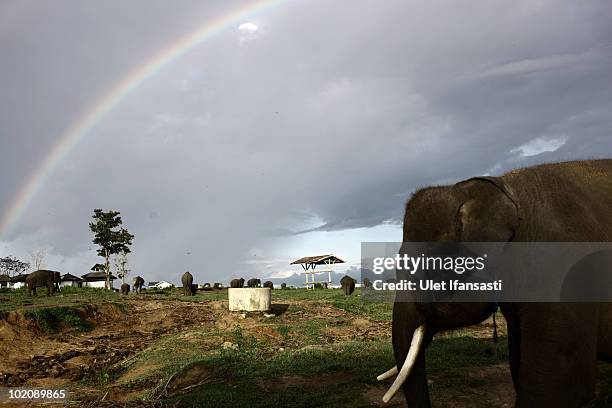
[382,324,426,403]
[377,366,398,381]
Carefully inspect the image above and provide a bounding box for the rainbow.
[0,0,291,239]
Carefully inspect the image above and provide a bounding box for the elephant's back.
[502,159,612,241]
[25,270,52,282]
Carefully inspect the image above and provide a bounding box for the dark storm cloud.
[1,0,611,282]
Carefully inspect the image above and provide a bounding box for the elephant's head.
[380,177,521,406]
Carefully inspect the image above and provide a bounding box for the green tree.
[0,255,30,277]
[89,209,134,289]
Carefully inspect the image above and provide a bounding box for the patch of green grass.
[160,334,510,408]
[272,288,392,320]
[427,335,508,370]
[200,333,505,404]
[589,363,612,407]
[169,381,354,408]
[277,325,291,340]
[143,288,172,295]
[272,288,347,302]
[331,297,392,321]
[24,306,92,333]
[0,286,123,312]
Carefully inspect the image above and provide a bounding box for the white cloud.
[510,136,568,157]
[470,50,597,80]
[238,22,259,33]
[237,22,260,45]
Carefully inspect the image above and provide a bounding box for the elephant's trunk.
[389,302,431,407]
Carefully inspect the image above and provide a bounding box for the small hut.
[290,254,345,290]
[60,273,84,288]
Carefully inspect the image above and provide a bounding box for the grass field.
[0,287,610,407]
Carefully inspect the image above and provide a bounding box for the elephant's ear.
[452,177,521,242]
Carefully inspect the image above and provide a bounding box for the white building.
[9,274,28,289]
[81,271,116,288]
[149,280,174,289]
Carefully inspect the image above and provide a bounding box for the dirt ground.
[0,295,515,407]
[1,299,214,386]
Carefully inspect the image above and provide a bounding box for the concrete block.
[228,288,271,312]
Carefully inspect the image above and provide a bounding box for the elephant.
[132,276,144,294]
[121,283,130,295]
[213,282,223,290]
[25,270,59,296]
[53,271,61,293]
[378,159,612,408]
[263,281,273,289]
[340,275,356,295]
[281,283,287,289]
[230,278,245,288]
[181,272,195,296]
[247,278,261,288]
[363,277,371,288]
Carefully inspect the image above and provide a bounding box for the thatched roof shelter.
[290,254,344,266]
[290,254,344,290]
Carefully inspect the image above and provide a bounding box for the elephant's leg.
[515,303,598,408]
[507,321,521,390]
[500,303,521,389]
[597,303,612,361]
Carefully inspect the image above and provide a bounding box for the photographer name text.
[372,279,503,291]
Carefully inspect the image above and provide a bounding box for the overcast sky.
[1,0,611,285]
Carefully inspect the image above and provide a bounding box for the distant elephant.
[230,278,245,288]
[363,278,371,288]
[121,283,130,295]
[263,281,273,289]
[281,283,287,289]
[247,278,261,288]
[213,282,223,290]
[25,270,58,296]
[181,272,195,296]
[53,271,61,293]
[340,275,356,295]
[132,276,145,294]
[379,160,612,408]
[191,284,198,295]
